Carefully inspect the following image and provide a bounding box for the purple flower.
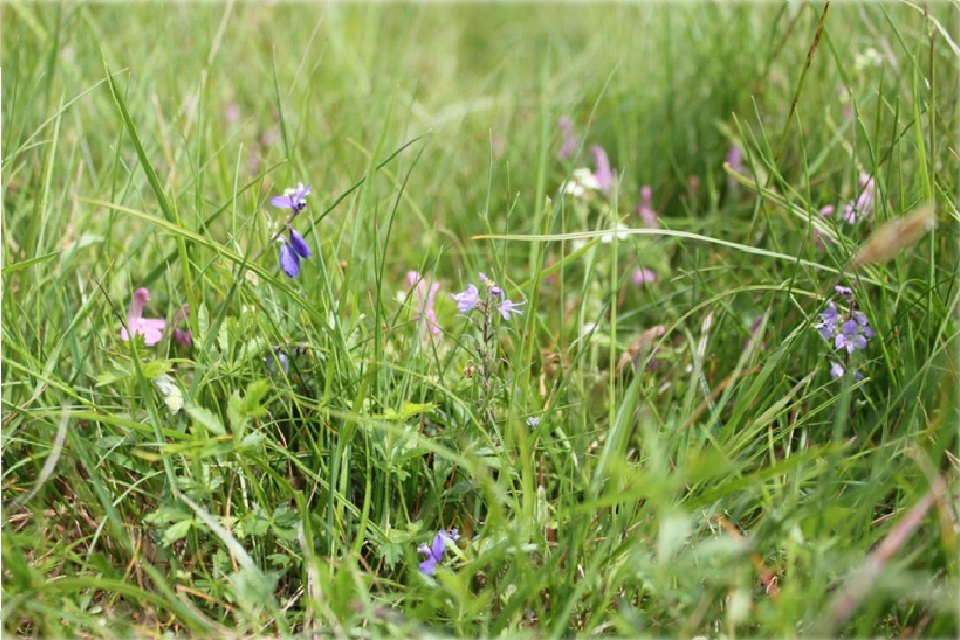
[451,284,480,314]
[173,328,192,349]
[637,186,658,228]
[817,302,840,340]
[853,311,875,337]
[632,268,657,286]
[497,298,525,320]
[172,304,192,349]
[526,417,541,427]
[270,182,311,215]
[726,144,743,174]
[557,117,578,160]
[279,228,311,278]
[418,529,459,576]
[590,145,615,195]
[835,285,853,296]
[836,319,868,353]
[829,361,845,378]
[835,311,874,354]
[454,272,526,321]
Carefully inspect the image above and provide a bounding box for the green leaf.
[161,520,194,546]
[141,360,173,380]
[239,432,266,449]
[185,404,226,436]
[143,505,191,524]
[95,367,131,387]
[382,402,437,421]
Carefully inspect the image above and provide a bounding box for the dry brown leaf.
[849,203,937,270]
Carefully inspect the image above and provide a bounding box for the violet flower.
[419,529,459,576]
[120,288,166,346]
[497,297,525,320]
[452,272,524,321]
[271,183,313,278]
[278,227,311,278]
[270,182,311,215]
[451,284,480,314]
[835,313,874,354]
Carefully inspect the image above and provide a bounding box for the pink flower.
[746,313,767,351]
[842,173,876,223]
[407,271,441,341]
[120,288,166,346]
[590,145,616,195]
[637,186,658,228]
[726,144,743,196]
[225,104,240,125]
[632,268,657,286]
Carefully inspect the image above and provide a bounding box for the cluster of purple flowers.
[816,285,874,378]
[270,182,312,278]
[451,272,525,321]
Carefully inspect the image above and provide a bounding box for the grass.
[2,2,959,637]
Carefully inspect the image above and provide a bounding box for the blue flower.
[418,529,459,576]
[270,182,311,215]
[451,284,480,313]
[526,417,541,427]
[279,227,311,278]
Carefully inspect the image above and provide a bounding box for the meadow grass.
[2,2,958,637]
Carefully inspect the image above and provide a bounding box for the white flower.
[854,47,882,71]
[572,167,602,191]
[561,167,602,198]
[600,223,631,244]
